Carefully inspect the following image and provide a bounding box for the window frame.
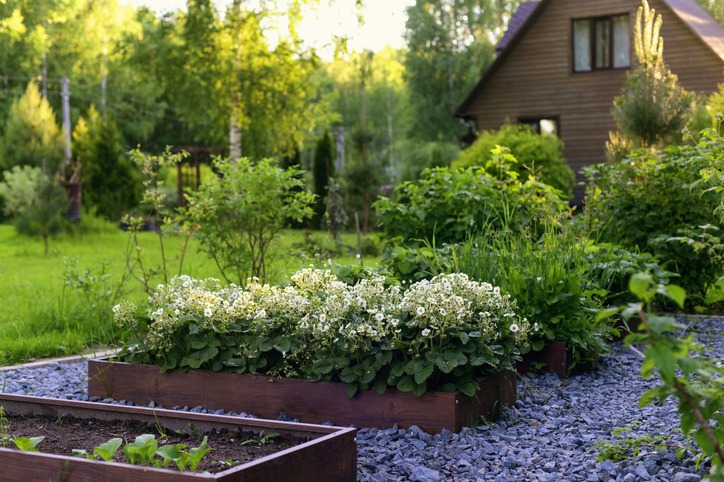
[571,13,630,73]
[518,117,560,137]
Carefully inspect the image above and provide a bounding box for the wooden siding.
[461,0,724,200]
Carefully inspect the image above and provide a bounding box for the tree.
[1,81,64,172]
[403,0,516,143]
[0,165,67,254]
[313,130,334,228]
[72,105,141,220]
[612,0,693,148]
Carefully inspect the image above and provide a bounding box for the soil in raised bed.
[2,412,315,474]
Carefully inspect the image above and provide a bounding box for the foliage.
[313,130,335,228]
[122,433,210,471]
[693,116,724,222]
[0,406,9,448]
[325,177,348,251]
[696,0,724,27]
[374,151,569,248]
[0,81,65,173]
[611,1,693,148]
[594,425,673,462]
[0,165,67,254]
[12,436,44,452]
[395,226,613,371]
[123,148,194,295]
[581,242,675,306]
[582,142,724,305]
[114,269,530,397]
[73,438,122,462]
[453,123,574,199]
[393,139,461,182]
[72,106,141,221]
[182,157,315,285]
[600,273,724,478]
[403,0,514,142]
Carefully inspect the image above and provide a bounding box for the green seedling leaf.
[93,437,123,462]
[123,433,158,466]
[188,436,210,472]
[13,436,44,452]
[629,273,654,303]
[72,449,89,458]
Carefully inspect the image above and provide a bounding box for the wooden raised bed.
[0,393,356,482]
[516,341,569,378]
[88,358,516,433]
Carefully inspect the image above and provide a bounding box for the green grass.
[0,222,379,366]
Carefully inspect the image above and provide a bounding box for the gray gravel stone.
[1,315,721,481]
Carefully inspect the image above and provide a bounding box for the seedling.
[240,430,279,446]
[12,436,44,452]
[73,438,123,462]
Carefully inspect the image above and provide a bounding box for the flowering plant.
[114,269,529,397]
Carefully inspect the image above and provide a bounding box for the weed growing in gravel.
[594,425,675,462]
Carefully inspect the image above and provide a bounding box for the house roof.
[495,2,540,53]
[457,0,724,116]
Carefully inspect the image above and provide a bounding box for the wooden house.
[456,0,724,200]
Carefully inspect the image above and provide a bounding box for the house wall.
[463,0,724,201]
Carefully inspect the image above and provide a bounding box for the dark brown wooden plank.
[88,359,515,433]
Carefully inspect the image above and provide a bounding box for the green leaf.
[93,437,123,462]
[157,444,183,461]
[181,346,219,369]
[644,344,675,381]
[412,361,434,384]
[13,436,44,452]
[629,273,653,302]
[660,284,686,309]
[396,375,416,393]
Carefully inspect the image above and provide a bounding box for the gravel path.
[1,315,721,481]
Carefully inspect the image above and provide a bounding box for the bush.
[182,157,315,285]
[114,270,530,397]
[385,228,614,371]
[453,123,574,199]
[374,152,569,248]
[582,144,723,305]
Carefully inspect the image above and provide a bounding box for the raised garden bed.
[88,358,516,433]
[516,341,569,378]
[0,393,356,481]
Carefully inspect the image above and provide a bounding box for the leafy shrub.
[181,157,315,285]
[582,243,676,306]
[0,165,67,253]
[582,144,723,305]
[393,228,614,371]
[374,153,569,248]
[453,123,574,199]
[114,269,530,397]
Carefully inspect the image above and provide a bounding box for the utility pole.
[61,76,72,163]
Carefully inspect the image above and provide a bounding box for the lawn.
[0,223,379,366]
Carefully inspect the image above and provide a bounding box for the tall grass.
[0,223,376,366]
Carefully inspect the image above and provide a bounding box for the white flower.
[416,306,426,316]
[375,312,385,322]
[536,277,542,282]
[319,313,327,322]
[390,319,399,327]
[533,323,540,332]
[422,328,431,336]
[112,304,120,313]
[439,308,446,316]
[204,308,213,318]
[510,323,520,333]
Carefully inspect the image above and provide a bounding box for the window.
[519,118,559,137]
[572,14,630,72]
